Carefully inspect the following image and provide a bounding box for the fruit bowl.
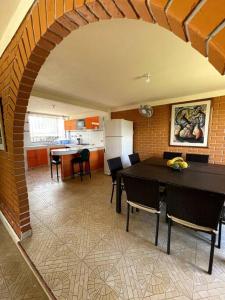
[167,157,189,171]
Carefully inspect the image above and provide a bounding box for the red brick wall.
[112,97,225,164]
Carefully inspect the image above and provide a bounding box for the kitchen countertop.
[51,145,104,156]
[25,144,104,149]
[24,144,66,150]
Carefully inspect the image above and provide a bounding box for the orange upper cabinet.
[64,119,76,131]
[85,116,100,129]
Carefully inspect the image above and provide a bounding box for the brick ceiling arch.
[0,0,225,238]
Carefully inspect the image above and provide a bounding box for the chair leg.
[56,164,59,182]
[208,232,216,274]
[88,161,91,179]
[120,186,123,198]
[155,213,160,246]
[165,204,168,223]
[110,184,115,203]
[50,163,53,179]
[79,162,83,181]
[126,203,130,232]
[217,219,222,249]
[167,217,172,254]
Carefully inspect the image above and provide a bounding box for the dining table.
[116,157,225,213]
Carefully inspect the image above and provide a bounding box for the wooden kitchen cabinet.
[85,116,100,129]
[64,119,76,131]
[27,148,48,168]
[90,149,104,170]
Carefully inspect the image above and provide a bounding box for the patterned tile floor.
[21,166,225,300]
[0,220,48,299]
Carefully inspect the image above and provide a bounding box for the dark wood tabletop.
[116,157,225,213]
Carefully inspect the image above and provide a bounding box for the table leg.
[116,174,122,213]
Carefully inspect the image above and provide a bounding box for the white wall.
[70,130,104,147]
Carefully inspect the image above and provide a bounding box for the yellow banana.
[167,156,184,167]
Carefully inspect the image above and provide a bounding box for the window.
[29,114,66,142]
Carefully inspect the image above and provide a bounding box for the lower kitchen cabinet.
[90,149,104,170]
[27,148,48,168]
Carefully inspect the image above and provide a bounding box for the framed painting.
[170,100,211,147]
[0,100,6,151]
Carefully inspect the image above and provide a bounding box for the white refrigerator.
[104,119,133,175]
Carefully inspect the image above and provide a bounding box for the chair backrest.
[80,149,90,161]
[186,153,209,163]
[166,184,224,230]
[123,176,160,211]
[107,157,123,182]
[128,153,140,165]
[163,151,182,159]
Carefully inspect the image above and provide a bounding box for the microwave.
[77,119,85,129]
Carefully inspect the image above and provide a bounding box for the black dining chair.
[186,153,209,163]
[107,157,124,203]
[50,152,61,182]
[166,184,224,274]
[128,153,141,165]
[217,207,225,249]
[72,149,91,181]
[163,151,182,159]
[123,176,161,246]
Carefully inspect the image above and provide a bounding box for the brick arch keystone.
[0,0,225,239]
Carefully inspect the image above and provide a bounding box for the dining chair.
[128,153,141,165]
[107,157,124,203]
[123,175,161,246]
[166,184,224,274]
[50,152,61,182]
[217,207,225,249]
[163,151,182,159]
[186,153,209,163]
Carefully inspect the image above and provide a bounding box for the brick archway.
[0,0,225,239]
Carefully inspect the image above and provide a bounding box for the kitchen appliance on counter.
[104,119,133,175]
[77,119,86,129]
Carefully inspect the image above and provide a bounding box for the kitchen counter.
[55,146,104,180]
[25,144,66,150]
[51,145,104,156]
[25,144,104,179]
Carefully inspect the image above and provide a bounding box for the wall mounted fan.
[139,105,153,118]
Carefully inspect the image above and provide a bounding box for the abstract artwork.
[0,101,6,150]
[170,100,211,147]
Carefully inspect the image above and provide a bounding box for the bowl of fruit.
[167,157,189,171]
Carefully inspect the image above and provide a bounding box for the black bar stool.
[72,149,91,181]
[50,151,61,182]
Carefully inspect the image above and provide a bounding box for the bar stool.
[72,149,91,181]
[80,148,91,180]
[50,152,61,182]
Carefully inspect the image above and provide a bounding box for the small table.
[116,157,225,213]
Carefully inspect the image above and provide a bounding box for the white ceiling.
[34,18,225,110]
[28,96,109,119]
[0,0,20,37]
[0,0,35,56]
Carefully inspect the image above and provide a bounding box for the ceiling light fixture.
[144,73,151,83]
[133,72,151,83]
